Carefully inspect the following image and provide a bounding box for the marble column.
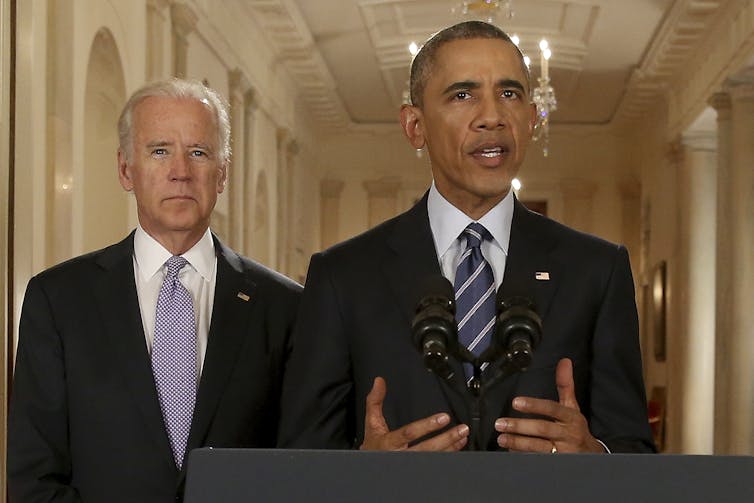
[678,131,717,454]
[242,89,259,257]
[146,0,169,81]
[320,179,345,250]
[363,177,402,228]
[170,3,197,78]
[276,132,298,277]
[724,79,754,454]
[618,178,641,281]
[227,69,250,252]
[708,91,733,454]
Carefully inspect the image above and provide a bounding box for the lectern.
[185,448,754,502]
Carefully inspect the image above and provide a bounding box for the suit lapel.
[93,233,176,471]
[383,194,472,426]
[480,198,563,447]
[186,237,256,454]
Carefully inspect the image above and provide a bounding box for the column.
[276,132,298,277]
[708,91,733,454]
[678,130,717,454]
[170,3,197,78]
[320,179,344,250]
[362,177,402,228]
[146,0,169,81]
[227,69,249,252]
[724,78,754,454]
[664,139,685,453]
[242,89,259,256]
[618,178,641,280]
[559,178,597,233]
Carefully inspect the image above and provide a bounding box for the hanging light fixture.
[452,2,557,156]
[455,1,514,23]
[531,39,558,157]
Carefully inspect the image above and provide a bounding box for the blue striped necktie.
[454,223,496,378]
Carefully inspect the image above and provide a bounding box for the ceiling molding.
[613,0,725,125]
[242,0,351,130]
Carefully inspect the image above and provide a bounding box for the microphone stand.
[450,347,530,451]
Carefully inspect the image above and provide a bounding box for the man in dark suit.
[8,78,301,502]
[279,21,654,454]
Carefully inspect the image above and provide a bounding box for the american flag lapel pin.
[535,271,550,281]
[237,292,251,301]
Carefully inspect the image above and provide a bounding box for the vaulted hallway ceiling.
[239,0,726,131]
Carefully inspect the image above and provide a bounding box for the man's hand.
[359,377,469,451]
[494,358,605,453]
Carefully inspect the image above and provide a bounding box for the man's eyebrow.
[187,143,213,151]
[498,79,526,93]
[145,141,172,149]
[441,80,480,95]
[441,78,527,96]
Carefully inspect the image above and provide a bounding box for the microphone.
[411,276,458,380]
[493,297,542,371]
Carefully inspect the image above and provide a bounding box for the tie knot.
[462,223,489,249]
[165,256,189,279]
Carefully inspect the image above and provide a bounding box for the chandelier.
[531,39,557,157]
[454,0,514,24]
[405,2,557,157]
[450,1,556,156]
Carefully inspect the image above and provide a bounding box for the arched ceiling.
[238,0,728,131]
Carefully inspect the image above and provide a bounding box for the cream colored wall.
[630,0,754,454]
[1,0,11,498]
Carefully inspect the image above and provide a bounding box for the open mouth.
[478,146,503,158]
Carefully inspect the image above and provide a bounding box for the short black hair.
[409,20,530,108]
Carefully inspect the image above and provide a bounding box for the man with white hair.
[9,78,301,502]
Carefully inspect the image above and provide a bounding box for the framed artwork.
[651,260,667,362]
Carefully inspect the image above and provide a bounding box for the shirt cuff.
[595,438,611,453]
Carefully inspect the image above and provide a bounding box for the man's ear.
[117,149,134,192]
[217,162,228,194]
[400,104,426,150]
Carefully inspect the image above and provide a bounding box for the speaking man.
[279,21,654,454]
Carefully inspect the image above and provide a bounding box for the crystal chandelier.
[451,1,557,156]
[407,1,557,157]
[455,1,514,23]
[531,40,557,157]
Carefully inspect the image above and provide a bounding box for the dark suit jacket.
[278,194,654,453]
[8,232,302,502]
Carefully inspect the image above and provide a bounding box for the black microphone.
[411,276,458,380]
[493,297,542,371]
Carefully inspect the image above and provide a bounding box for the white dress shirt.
[132,225,217,376]
[427,182,514,289]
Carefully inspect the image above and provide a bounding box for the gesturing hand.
[494,358,605,453]
[359,377,469,451]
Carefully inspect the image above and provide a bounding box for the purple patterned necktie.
[454,223,496,380]
[151,256,197,469]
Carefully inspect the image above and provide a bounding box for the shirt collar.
[427,182,514,257]
[133,225,216,282]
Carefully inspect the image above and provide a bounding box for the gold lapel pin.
[237,292,251,301]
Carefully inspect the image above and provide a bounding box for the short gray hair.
[118,78,231,165]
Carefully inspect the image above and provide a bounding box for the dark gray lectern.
[184,448,754,502]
